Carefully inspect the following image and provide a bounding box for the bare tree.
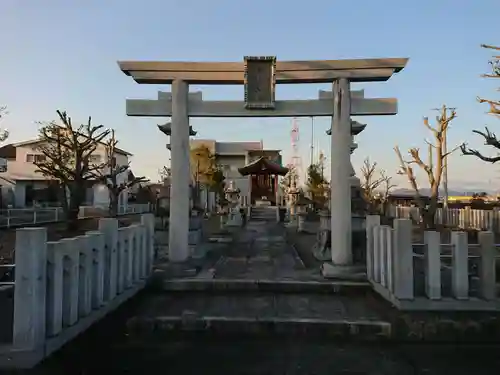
[461,44,500,162]
[378,170,396,217]
[92,130,148,217]
[34,110,110,230]
[0,106,8,142]
[394,105,458,229]
[158,166,171,183]
[360,158,395,215]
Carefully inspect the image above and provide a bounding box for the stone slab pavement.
[193,219,325,281]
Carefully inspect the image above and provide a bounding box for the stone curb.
[126,315,391,340]
[154,279,371,294]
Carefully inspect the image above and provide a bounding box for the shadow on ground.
[0,290,496,375]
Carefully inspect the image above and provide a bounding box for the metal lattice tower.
[289,118,303,186]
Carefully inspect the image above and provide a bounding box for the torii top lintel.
[118,57,408,85]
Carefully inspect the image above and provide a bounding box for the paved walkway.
[133,218,389,340]
[204,220,321,281]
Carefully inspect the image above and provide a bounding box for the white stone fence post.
[6,213,155,368]
[365,215,499,311]
[387,205,500,231]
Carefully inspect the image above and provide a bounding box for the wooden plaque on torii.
[244,56,276,110]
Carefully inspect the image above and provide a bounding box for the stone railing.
[0,208,64,228]
[388,205,500,231]
[0,204,152,230]
[78,203,151,219]
[0,213,155,369]
[366,215,500,311]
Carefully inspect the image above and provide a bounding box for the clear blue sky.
[0,0,498,191]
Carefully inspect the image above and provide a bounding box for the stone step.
[125,293,391,340]
[152,278,371,295]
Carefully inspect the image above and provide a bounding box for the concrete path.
[132,216,390,340]
[208,220,319,280]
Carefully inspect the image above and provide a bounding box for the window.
[26,154,46,163]
[89,154,102,163]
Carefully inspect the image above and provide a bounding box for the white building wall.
[217,154,250,201]
[0,142,131,208]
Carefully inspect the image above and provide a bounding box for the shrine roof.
[238,157,289,176]
[297,195,314,205]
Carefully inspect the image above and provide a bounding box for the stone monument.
[315,120,367,263]
[286,176,300,226]
[224,181,242,226]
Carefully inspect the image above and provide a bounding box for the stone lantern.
[286,177,300,224]
[224,180,242,226]
[323,119,367,264]
[159,121,198,215]
[326,119,365,193]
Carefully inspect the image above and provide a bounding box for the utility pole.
[310,117,314,167]
[443,127,449,209]
[432,105,456,211]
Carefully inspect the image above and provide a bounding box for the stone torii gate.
[118,56,408,267]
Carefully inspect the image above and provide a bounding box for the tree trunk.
[66,182,84,232]
[422,200,438,230]
[59,183,69,220]
[109,192,119,217]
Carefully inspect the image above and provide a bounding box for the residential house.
[0,138,133,208]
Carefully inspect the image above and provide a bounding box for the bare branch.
[33,110,111,229]
[394,105,457,229]
[89,129,147,217]
[0,106,9,142]
[360,157,395,215]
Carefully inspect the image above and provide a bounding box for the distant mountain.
[391,187,494,197]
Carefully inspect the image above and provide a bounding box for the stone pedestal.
[219,213,228,229]
[320,263,366,280]
[226,209,243,227]
[313,212,367,264]
[255,199,271,207]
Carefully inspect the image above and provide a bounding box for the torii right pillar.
[329,78,354,268]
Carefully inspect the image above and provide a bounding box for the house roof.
[238,157,289,176]
[0,144,16,159]
[11,138,133,156]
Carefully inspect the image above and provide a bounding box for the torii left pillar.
[329,78,353,266]
[169,80,191,262]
